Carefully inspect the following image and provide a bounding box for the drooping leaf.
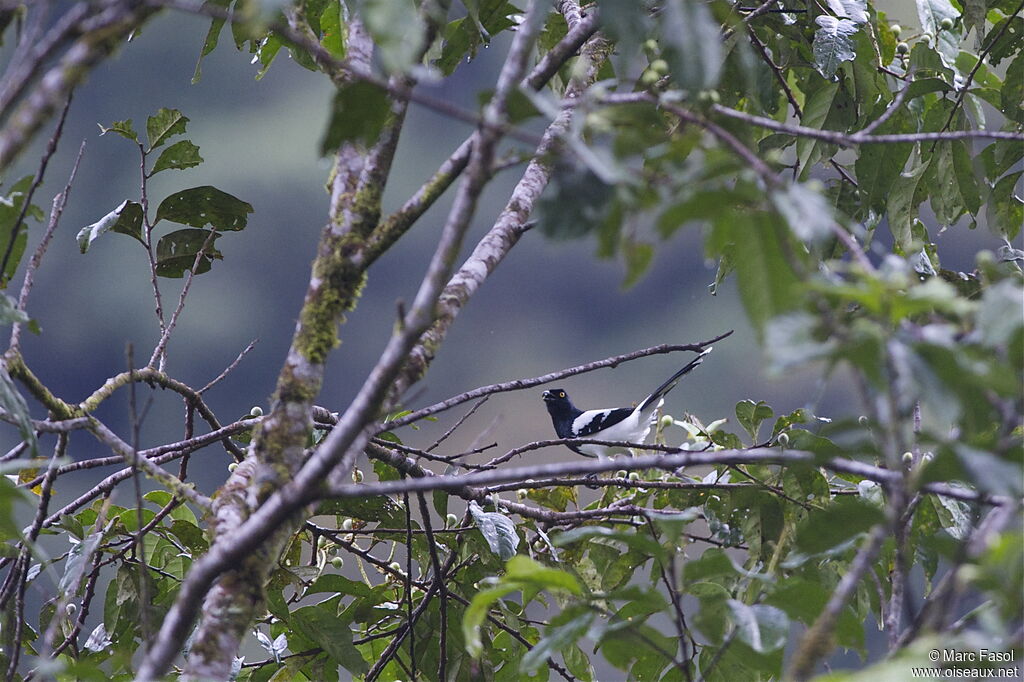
[521,610,595,674]
[987,171,1023,240]
[661,0,723,93]
[154,229,223,278]
[886,161,929,250]
[771,182,835,244]
[356,0,426,74]
[192,0,231,83]
[320,81,392,153]
[289,603,368,673]
[0,360,35,456]
[469,501,519,560]
[155,186,253,231]
[726,601,789,653]
[0,175,41,288]
[150,140,204,174]
[146,108,189,151]
[76,200,145,253]
[794,497,886,554]
[813,16,859,80]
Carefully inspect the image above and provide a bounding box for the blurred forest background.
[3,1,1006,502]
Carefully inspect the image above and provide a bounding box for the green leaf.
[854,112,914,213]
[987,171,1023,240]
[554,525,665,560]
[887,161,929,250]
[0,361,36,456]
[98,119,139,142]
[623,240,653,288]
[771,183,835,244]
[146,108,189,151]
[154,228,223,278]
[726,600,789,653]
[255,33,284,81]
[794,497,885,554]
[356,0,426,74]
[735,400,774,443]
[813,16,860,80]
[1001,52,1024,123]
[289,604,368,674]
[463,584,518,657]
[710,211,801,338]
[661,0,723,93]
[320,2,345,58]
[436,0,518,75]
[521,610,594,674]
[916,0,961,66]
[469,502,519,560]
[980,16,1024,67]
[796,81,838,178]
[155,186,253,231]
[316,495,405,526]
[596,0,650,58]
[0,175,41,288]
[192,0,231,83]
[320,81,391,153]
[76,200,145,253]
[305,574,374,598]
[150,140,203,174]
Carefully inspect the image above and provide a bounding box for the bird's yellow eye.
[558,391,565,398]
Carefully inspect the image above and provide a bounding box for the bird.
[542,348,713,459]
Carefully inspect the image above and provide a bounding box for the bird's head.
[542,389,574,417]
[542,388,568,403]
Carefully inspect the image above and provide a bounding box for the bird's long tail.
[637,347,713,413]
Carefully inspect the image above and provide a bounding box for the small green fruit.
[902,452,914,465]
[445,513,458,527]
[228,462,238,472]
[516,489,528,500]
[615,470,628,479]
[330,556,344,569]
[351,468,363,483]
[777,432,790,447]
[643,39,659,54]
[896,41,910,55]
[341,518,354,531]
[388,561,403,573]
[649,59,669,75]
[249,406,263,417]
[939,17,954,30]
[889,23,901,36]
[659,415,674,429]
[628,472,641,481]
[640,69,660,86]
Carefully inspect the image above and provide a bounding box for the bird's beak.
[542,390,554,401]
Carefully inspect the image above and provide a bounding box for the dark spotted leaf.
[150,140,203,174]
[155,186,252,231]
[154,228,222,278]
[146,108,189,151]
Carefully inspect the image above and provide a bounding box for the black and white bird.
[542,348,712,459]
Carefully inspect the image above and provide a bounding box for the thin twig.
[11,137,85,351]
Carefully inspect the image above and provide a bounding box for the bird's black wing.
[573,408,634,437]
